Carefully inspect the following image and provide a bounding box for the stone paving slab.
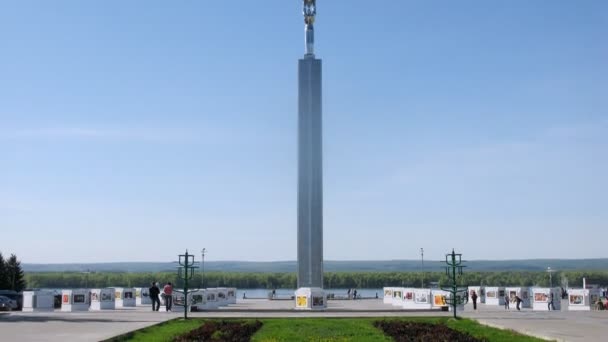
[1,299,606,342]
[0,309,178,342]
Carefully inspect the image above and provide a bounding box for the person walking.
[471,290,478,310]
[353,289,358,300]
[149,282,160,311]
[504,294,510,310]
[548,292,554,311]
[515,295,523,311]
[163,282,173,312]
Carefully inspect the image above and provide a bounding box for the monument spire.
[296,0,325,310]
[303,0,316,56]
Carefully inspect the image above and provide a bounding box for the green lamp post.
[176,250,199,319]
[441,249,469,319]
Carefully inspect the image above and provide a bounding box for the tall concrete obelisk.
[295,0,324,309]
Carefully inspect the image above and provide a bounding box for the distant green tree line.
[0,252,26,292]
[24,270,608,290]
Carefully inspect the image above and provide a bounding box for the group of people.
[347,288,358,300]
[148,282,173,312]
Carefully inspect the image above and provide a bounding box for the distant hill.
[23,259,608,273]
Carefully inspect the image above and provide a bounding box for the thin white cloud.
[0,125,221,144]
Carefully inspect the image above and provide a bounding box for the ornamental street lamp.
[420,248,424,288]
[176,250,198,319]
[201,248,207,289]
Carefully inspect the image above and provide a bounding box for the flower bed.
[173,320,262,342]
[374,320,484,342]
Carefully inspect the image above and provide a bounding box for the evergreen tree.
[6,254,26,292]
[0,252,9,290]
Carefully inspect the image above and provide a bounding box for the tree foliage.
[23,270,608,289]
[6,254,26,292]
[0,252,9,289]
[0,252,26,291]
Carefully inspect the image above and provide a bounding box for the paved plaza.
[1,299,606,341]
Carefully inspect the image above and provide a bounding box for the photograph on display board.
[486,291,496,298]
[297,296,307,307]
[480,288,485,296]
[218,292,226,299]
[509,291,517,303]
[136,289,141,298]
[62,294,70,303]
[434,295,446,306]
[522,291,529,299]
[535,293,548,302]
[142,290,149,297]
[192,295,203,304]
[312,296,324,307]
[405,292,413,301]
[91,292,99,302]
[570,295,583,305]
[124,292,133,299]
[101,292,113,302]
[207,294,216,301]
[73,295,85,303]
[415,292,428,303]
[115,291,121,300]
[393,291,402,299]
[498,290,505,297]
[227,290,235,297]
[384,289,393,297]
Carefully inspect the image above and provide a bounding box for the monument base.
[295,287,326,310]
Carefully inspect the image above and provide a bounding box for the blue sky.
[1,1,606,263]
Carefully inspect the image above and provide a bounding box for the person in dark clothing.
[149,282,160,311]
[515,295,523,311]
[471,290,478,310]
[504,295,510,310]
[548,292,555,311]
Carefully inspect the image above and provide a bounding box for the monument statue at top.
[303,0,316,55]
[303,0,316,25]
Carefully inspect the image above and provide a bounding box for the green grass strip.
[117,317,547,342]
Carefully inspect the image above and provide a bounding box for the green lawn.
[112,317,546,342]
[252,318,391,342]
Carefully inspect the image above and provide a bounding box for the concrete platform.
[1,299,606,342]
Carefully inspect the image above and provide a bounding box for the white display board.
[205,289,219,309]
[295,287,326,310]
[401,288,432,310]
[190,290,207,311]
[226,288,237,305]
[172,291,192,313]
[61,289,90,312]
[484,287,505,306]
[383,287,398,305]
[22,291,55,312]
[531,287,561,311]
[505,287,531,308]
[392,288,404,307]
[467,286,485,304]
[114,287,136,308]
[215,288,229,306]
[90,288,115,310]
[135,287,151,305]
[568,288,601,311]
